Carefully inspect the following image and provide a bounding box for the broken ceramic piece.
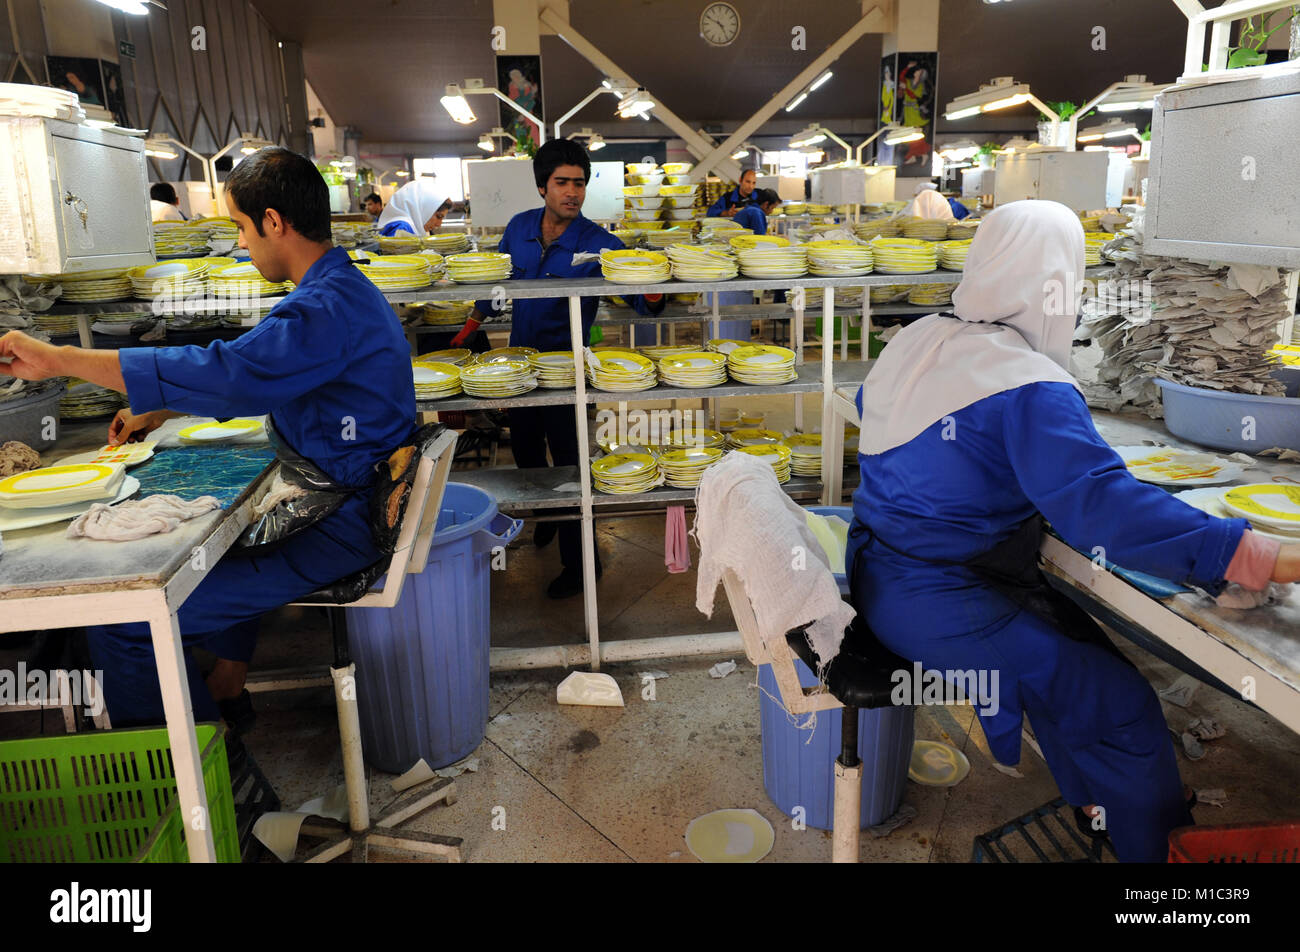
[556,671,625,707]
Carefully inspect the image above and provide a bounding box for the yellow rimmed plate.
[1221,484,1300,529]
[0,463,125,509]
[177,418,265,444]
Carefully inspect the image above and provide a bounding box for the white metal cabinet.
[0,117,153,274]
[993,150,1108,211]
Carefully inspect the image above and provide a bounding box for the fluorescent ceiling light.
[731,146,750,160]
[790,125,827,149]
[784,92,808,112]
[395,170,410,177]
[1097,98,1154,112]
[883,126,924,145]
[94,0,149,14]
[587,134,606,151]
[144,137,178,160]
[809,70,833,91]
[441,84,476,124]
[1078,118,1139,142]
[994,136,1037,153]
[616,89,654,118]
[477,134,495,152]
[945,77,1035,120]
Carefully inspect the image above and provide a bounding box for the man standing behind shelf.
[448,139,664,599]
[706,168,757,218]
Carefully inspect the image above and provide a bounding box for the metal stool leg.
[832,705,862,863]
[327,608,369,833]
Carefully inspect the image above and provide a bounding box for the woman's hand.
[0,331,64,380]
[108,409,168,445]
[1271,544,1300,584]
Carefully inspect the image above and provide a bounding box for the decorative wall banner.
[496,54,543,151]
[877,51,938,177]
[45,55,105,108]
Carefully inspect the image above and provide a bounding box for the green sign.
[118,40,135,59]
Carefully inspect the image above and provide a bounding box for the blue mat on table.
[1045,528,1190,597]
[131,444,276,508]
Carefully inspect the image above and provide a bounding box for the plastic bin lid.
[431,482,500,547]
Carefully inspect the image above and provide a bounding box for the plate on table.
[177,419,266,444]
[1113,445,1246,487]
[57,441,157,469]
[0,463,125,509]
[0,476,140,531]
[1174,488,1300,543]
[1220,484,1300,531]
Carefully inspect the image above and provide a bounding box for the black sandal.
[1074,806,1109,839]
[217,689,256,740]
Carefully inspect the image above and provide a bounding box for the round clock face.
[700,2,741,47]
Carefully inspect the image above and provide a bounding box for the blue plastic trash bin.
[345,483,522,773]
[756,503,913,830]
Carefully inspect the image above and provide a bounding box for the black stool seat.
[785,618,911,710]
[297,559,388,605]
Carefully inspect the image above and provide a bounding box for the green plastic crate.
[0,723,239,863]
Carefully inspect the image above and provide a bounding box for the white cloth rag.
[665,505,690,574]
[66,494,220,541]
[693,452,853,669]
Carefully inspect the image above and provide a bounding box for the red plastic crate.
[1169,822,1300,863]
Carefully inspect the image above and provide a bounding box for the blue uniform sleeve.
[120,295,350,418]
[949,199,971,221]
[706,192,729,217]
[379,220,416,237]
[1001,382,1246,591]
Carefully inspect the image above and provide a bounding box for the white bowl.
[625,208,663,221]
[628,195,665,210]
[626,162,659,175]
[662,162,693,175]
[664,174,692,186]
[627,172,665,187]
[664,195,696,208]
[664,208,696,220]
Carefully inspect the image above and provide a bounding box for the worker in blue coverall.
[448,139,665,599]
[848,200,1300,862]
[706,168,757,218]
[0,147,416,727]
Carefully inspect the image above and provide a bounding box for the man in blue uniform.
[0,147,416,725]
[449,139,662,598]
[706,169,757,218]
[731,188,781,237]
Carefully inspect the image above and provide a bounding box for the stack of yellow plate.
[356,254,435,291]
[418,301,473,326]
[476,234,503,252]
[637,344,697,364]
[126,259,209,299]
[529,351,576,389]
[208,261,292,297]
[854,219,902,240]
[592,452,659,494]
[666,244,737,281]
[425,232,472,255]
[658,446,724,488]
[611,229,641,244]
[908,283,954,307]
[947,222,979,241]
[736,245,808,278]
[783,434,823,477]
[0,462,126,511]
[416,250,446,277]
[444,252,511,284]
[699,218,748,235]
[31,312,81,337]
[1078,215,1102,231]
[782,202,807,216]
[870,284,912,303]
[601,249,670,284]
[412,360,462,399]
[417,348,472,366]
[938,240,972,270]
[730,235,789,252]
[900,218,950,241]
[30,268,133,302]
[657,351,727,388]
[643,228,694,250]
[478,346,538,365]
[621,219,668,231]
[586,349,657,391]
[727,344,797,384]
[152,223,210,257]
[870,238,938,274]
[332,222,361,248]
[1083,232,1108,266]
[379,234,423,254]
[736,444,792,483]
[460,359,536,397]
[59,379,126,419]
[727,428,784,450]
[805,203,832,216]
[665,427,726,450]
[706,338,750,356]
[1220,485,1300,538]
[804,240,874,276]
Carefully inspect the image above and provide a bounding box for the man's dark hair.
[224,146,331,242]
[739,168,757,181]
[756,188,781,207]
[533,139,591,189]
[363,192,382,205]
[150,182,179,204]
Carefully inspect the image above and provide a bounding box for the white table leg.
[148,601,217,862]
[821,287,840,505]
[794,302,805,432]
[570,296,601,670]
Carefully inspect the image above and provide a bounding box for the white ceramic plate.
[0,476,141,531]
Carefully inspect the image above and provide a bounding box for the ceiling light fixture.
[440,84,477,124]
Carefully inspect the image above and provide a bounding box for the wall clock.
[700,2,741,47]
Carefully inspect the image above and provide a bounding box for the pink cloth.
[1224,530,1280,590]
[665,505,691,574]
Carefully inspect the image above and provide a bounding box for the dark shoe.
[547,563,602,599]
[534,522,558,548]
[1074,806,1109,840]
[218,689,256,740]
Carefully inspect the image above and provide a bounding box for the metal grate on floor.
[972,797,1118,863]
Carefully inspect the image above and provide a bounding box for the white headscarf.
[913,181,939,195]
[859,200,1085,455]
[377,178,449,234]
[903,187,955,220]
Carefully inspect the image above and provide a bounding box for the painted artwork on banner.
[496,55,543,153]
[46,55,105,108]
[877,52,937,177]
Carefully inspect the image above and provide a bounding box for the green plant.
[975,142,998,156]
[1216,6,1299,68]
[1048,101,1094,122]
[1140,123,1151,142]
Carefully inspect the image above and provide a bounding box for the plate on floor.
[684,808,774,863]
[0,476,140,531]
[1112,445,1245,486]
[908,740,970,787]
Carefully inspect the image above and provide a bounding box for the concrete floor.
[3,328,1300,861]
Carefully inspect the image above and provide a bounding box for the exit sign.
[119,40,136,59]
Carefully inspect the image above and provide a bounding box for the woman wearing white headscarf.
[846,200,1299,862]
[902,184,955,220]
[377,178,452,237]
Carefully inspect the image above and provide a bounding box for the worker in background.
[731,188,781,237]
[149,182,186,222]
[363,192,384,219]
[448,139,665,599]
[0,148,416,730]
[903,181,955,220]
[376,178,452,237]
[706,168,757,218]
[847,199,1300,863]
